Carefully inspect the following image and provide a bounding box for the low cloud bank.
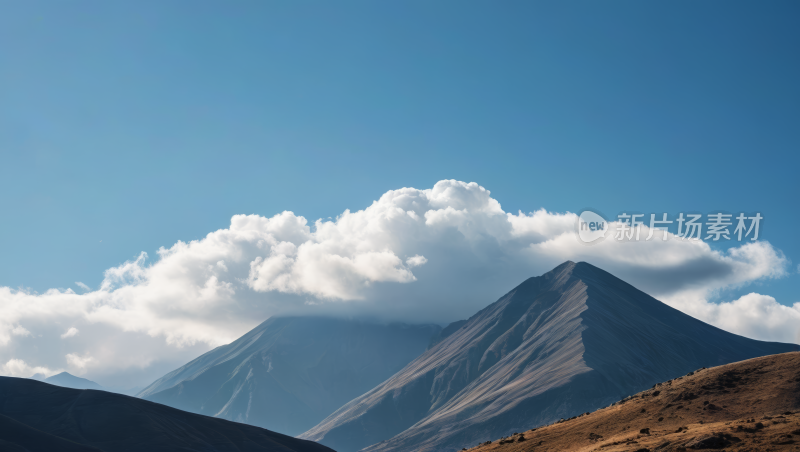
[0,180,795,385]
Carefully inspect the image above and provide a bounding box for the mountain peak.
[43,372,104,391]
[301,261,798,452]
[530,260,605,290]
[541,260,607,280]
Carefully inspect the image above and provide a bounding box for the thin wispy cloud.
[60,327,79,339]
[75,282,91,291]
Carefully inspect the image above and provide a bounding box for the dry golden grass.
[465,352,800,452]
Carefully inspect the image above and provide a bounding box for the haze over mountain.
[300,261,799,452]
[139,316,440,436]
[33,371,105,391]
[28,372,142,396]
[0,377,333,452]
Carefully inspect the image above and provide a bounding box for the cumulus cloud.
[61,327,79,339]
[0,180,794,385]
[1,359,57,378]
[65,353,94,373]
[406,255,428,267]
[11,325,31,337]
[670,293,800,344]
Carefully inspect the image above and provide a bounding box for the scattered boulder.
[685,434,728,449]
[653,441,672,451]
[772,434,795,445]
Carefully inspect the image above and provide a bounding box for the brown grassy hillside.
[465,352,800,452]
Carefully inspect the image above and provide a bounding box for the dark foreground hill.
[300,261,799,452]
[139,316,440,436]
[0,377,333,452]
[466,351,800,451]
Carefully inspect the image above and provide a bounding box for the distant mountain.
[0,377,332,452]
[139,316,440,436]
[106,385,143,397]
[41,372,104,390]
[300,261,800,452]
[30,372,141,396]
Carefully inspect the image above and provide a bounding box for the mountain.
[139,316,440,436]
[31,372,141,396]
[463,351,800,451]
[107,385,143,396]
[0,377,332,452]
[299,261,800,452]
[41,371,105,390]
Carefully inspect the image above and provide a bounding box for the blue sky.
[1,0,799,308]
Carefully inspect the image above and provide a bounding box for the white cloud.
[75,282,91,291]
[0,180,794,385]
[669,293,800,344]
[61,327,79,339]
[1,359,57,378]
[406,255,428,267]
[11,325,31,337]
[65,353,94,373]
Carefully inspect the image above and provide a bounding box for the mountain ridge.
[40,371,105,391]
[463,351,800,451]
[0,376,333,452]
[139,316,441,436]
[300,261,799,452]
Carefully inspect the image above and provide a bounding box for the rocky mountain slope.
[0,377,333,452]
[300,261,799,452]
[139,316,440,436]
[466,351,800,451]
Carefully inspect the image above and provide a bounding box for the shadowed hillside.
[0,377,333,452]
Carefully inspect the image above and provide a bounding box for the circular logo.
[575,209,609,245]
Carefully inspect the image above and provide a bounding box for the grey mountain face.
[138,316,440,436]
[299,261,799,452]
[41,372,105,391]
